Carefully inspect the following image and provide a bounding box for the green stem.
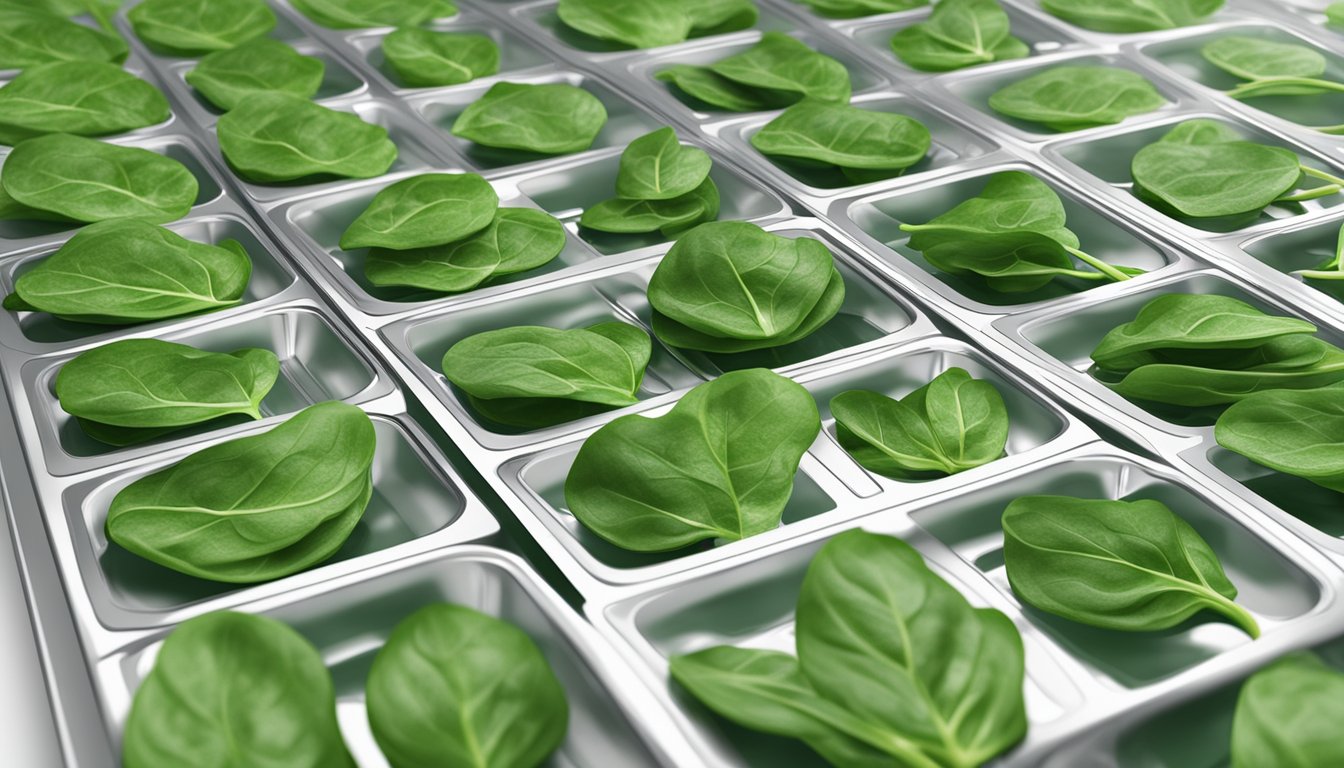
[1064,246,1133,282]
[1308,123,1344,135]
[1302,166,1344,187]
[1209,594,1262,639]
[1295,269,1344,281]
[1277,184,1343,203]
[1227,76,1344,99]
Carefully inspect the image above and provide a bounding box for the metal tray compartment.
[1238,213,1344,311]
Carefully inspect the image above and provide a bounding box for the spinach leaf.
[128,0,275,56]
[0,3,127,68]
[1040,0,1223,32]
[1330,3,1344,29]
[366,604,568,768]
[185,39,325,111]
[1215,383,1344,493]
[57,339,278,429]
[751,101,931,180]
[831,367,1008,477]
[648,221,838,343]
[340,173,497,251]
[557,0,692,49]
[1201,37,1344,108]
[122,611,352,768]
[654,65,780,112]
[616,126,712,200]
[890,0,1028,73]
[289,0,454,29]
[7,220,251,324]
[442,322,650,407]
[382,28,499,88]
[580,178,718,235]
[451,82,607,155]
[565,368,820,551]
[106,401,376,583]
[1231,652,1344,768]
[1002,495,1261,637]
[989,65,1165,131]
[709,32,851,105]
[795,0,926,18]
[672,530,1028,768]
[1,134,197,224]
[0,61,169,145]
[218,93,398,183]
[364,208,566,292]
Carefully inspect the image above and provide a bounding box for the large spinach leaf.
[185,39,325,111]
[1002,495,1260,637]
[129,0,275,56]
[1231,652,1344,768]
[989,65,1165,131]
[341,173,498,250]
[289,0,454,29]
[831,367,1008,477]
[218,93,398,182]
[890,0,1028,72]
[0,61,169,145]
[751,101,931,180]
[451,82,607,155]
[565,369,820,551]
[0,3,127,68]
[366,604,568,768]
[672,529,1027,768]
[122,611,352,768]
[795,0,926,18]
[382,28,499,88]
[1041,0,1223,32]
[106,401,376,583]
[1215,383,1344,493]
[579,127,719,237]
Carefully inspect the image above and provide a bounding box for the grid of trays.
[4,0,1344,765]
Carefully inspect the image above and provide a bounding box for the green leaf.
[289,0,453,29]
[682,0,757,34]
[921,230,1089,292]
[580,193,705,234]
[751,101,931,172]
[340,173,497,251]
[1002,495,1261,637]
[122,611,353,768]
[1105,343,1344,407]
[988,65,1166,131]
[366,604,568,768]
[652,266,843,353]
[615,127,712,200]
[1131,126,1303,219]
[557,0,693,49]
[185,38,325,112]
[903,171,1079,251]
[1232,653,1344,768]
[106,401,376,583]
[565,368,820,551]
[1329,3,1344,29]
[831,368,1008,477]
[0,61,168,145]
[128,0,275,56]
[1203,36,1326,81]
[709,32,851,105]
[1041,0,1223,32]
[1216,384,1344,493]
[890,0,1027,73]
[382,28,498,88]
[1160,117,1243,146]
[794,0,927,19]
[56,339,277,428]
[364,207,566,292]
[0,4,127,69]
[442,322,650,407]
[218,92,398,183]
[654,64,783,112]
[10,220,250,324]
[451,82,607,155]
[659,177,720,237]
[1,134,197,224]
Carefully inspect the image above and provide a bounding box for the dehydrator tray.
[4,0,1344,765]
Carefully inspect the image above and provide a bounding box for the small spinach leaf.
[565,368,820,551]
[451,82,607,155]
[710,32,851,105]
[1002,495,1260,637]
[1330,3,1344,29]
[0,61,169,145]
[1201,37,1344,106]
[615,126,712,200]
[0,4,127,68]
[794,0,926,18]
[1231,652,1344,768]
[340,172,497,251]
[289,0,454,29]
[654,64,781,112]
[989,65,1165,131]
[366,604,568,768]
[890,0,1027,73]
[751,101,931,177]
[128,0,275,56]
[1215,383,1344,493]
[381,28,499,88]
[185,39,325,111]
[556,0,756,49]
[1041,0,1223,32]
[218,92,398,183]
[579,191,706,234]
[651,267,843,353]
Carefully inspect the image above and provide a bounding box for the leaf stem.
[1209,595,1262,639]
[1277,185,1343,203]
[1064,246,1133,282]
[1227,76,1344,99]
[1302,165,1344,188]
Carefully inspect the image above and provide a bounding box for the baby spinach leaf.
[1201,37,1344,104]
[340,173,497,251]
[654,65,781,112]
[710,32,851,105]
[442,322,650,407]
[1231,652,1344,768]
[648,221,836,341]
[185,39,325,112]
[580,191,707,234]
[218,93,398,183]
[106,401,376,583]
[289,0,454,29]
[1041,0,1223,32]
[890,0,1028,73]
[128,0,275,56]
[795,0,926,18]
[365,208,565,292]
[751,101,931,176]
[1215,383,1344,493]
[615,126,712,201]
[659,178,721,238]
[382,28,499,88]
[1330,3,1344,29]
[1,134,197,224]
[557,0,756,49]
[451,82,607,156]
[831,367,1008,477]
[8,220,251,324]
[905,171,1078,250]
[122,611,352,768]
[565,368,820,551]
[0,61,169,145]
[652,267,843,353]
[57,339,278,429]
[1002,495,1260,637]
[367,604,568,768]
[989,65,1165,131]
[0,3,127,68]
